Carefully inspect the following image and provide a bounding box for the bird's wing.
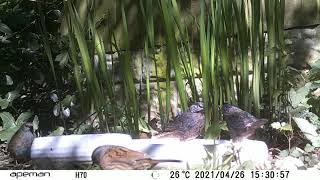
[154,130,185,139]
[239,112,260,128]
[101,159,135,170]
[165,115,185,131]
[242,114,267,128]
[226,114,247,129]
[105,146,147,159]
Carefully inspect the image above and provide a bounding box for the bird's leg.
[232,141,242,165]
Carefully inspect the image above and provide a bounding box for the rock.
[274,156,306,170]
[233,139,269,168]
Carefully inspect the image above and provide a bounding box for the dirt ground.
[0,143,33,170]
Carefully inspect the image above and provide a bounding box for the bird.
[222,103,267,142]
[148,118,162,132]
[155,102,205,140]
[7,122,36,162]
[91,145,181,170]
[187,102,204,113]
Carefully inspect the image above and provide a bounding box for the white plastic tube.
[30,133,268,169]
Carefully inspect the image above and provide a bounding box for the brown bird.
[222,103,267,142]
[155,102,205,140]
[91,145,181,170]
[148,118,162,132]
[7,122,36,162]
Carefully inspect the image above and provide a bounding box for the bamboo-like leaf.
[159,0,188,113]
[265,0,276,108]
[200,0,211,132]
[233,0,249,110]
[67,1,106,131]
[251,0,263,117]
[37,2,58,90]
[140,0,155,122]
[209,1,220,122]
[120,1,139,136]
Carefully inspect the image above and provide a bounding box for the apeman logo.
[10,171,50,179]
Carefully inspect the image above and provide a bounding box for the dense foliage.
[0,0,319,169]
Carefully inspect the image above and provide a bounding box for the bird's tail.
[136,158,182,163]
[153,130,184,140]
[252,118,268,128]
[152,159,182,163]
[133,158,182,170]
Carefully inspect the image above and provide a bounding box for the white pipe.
[30,133,268,169]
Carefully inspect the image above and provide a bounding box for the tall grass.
[58,0,285,137]
[139,0,154,123]
[199,0,211,132]
[120,1,140,136]
[64,0,118,133]
[159,0,188,121]
[37,1,66,129]
[250,0,264,117]
[265,0,286,118]
[198,0,284,132]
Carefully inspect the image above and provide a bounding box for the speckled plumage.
[155,102,205,140]
[7,122,35,162]
[187,102,204,113]
[222,103,267,142]
[91,145,180,170]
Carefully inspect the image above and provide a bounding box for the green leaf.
[271,122,281,129]
[310,68,320,81]
[33,115,39,131]
[238,160,255,170]
[138,118,157,134]
[0,97,9,109]
[293,117,318,136]
[205,121,222,139]
[220,121,229,131]
[291,108,320,128]
[289,83,312,108]
[279,149,289,157]
[281,123,293,131]
[61,95,74,106]
[293,117,320,147]
[73,124,91,134]
[0,112,16,129]
[304,144,315,153]
[53,104,60,116]
[271,121,292,131]
[49,126,64,136]
[55,51,69,67]
[308,154,320,167]
[0,22,12,34]
[310,59,320,69]
[0,35,10,43]
[16,112,34,126]
[5,75,13,85]
[290,147,304,158]
[0,127,19,142]
[5,90,20,103]
[50,93,59,102]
